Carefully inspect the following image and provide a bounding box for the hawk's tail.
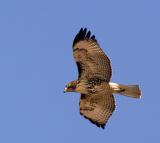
[109,82,142,98]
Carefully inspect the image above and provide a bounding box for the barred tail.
[109,82,142,98]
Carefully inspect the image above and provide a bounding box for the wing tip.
[73,27,97,47]
[80,112,106,129]
[89,118,106,129]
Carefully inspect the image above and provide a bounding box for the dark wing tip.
[88,118,106,129]
[80,113,106,129]
[73,28,97,47]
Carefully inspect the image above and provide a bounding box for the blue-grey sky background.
[0,0,159,142]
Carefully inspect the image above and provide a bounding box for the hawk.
[64,28,141,129]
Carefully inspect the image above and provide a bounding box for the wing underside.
[73,28,112,82]
[79,92,115,129]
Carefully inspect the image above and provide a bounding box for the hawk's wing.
[79,91,115,129]
[73,28,112,82]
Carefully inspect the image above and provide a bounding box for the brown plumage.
[64,28,142,129]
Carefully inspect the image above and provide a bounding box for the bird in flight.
[64,28,141,129]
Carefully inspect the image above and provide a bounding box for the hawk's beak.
[63,87,67,93]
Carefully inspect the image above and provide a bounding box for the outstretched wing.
[73,28,112,82]
[79,90,115,129]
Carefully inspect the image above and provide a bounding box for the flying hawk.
[64,28,141,129]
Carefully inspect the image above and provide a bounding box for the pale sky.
[0,0,159,142]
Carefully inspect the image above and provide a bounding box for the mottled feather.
[73,28,112,82]
[79,84,115,129]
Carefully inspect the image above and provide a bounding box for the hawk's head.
[64,81,78,93]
